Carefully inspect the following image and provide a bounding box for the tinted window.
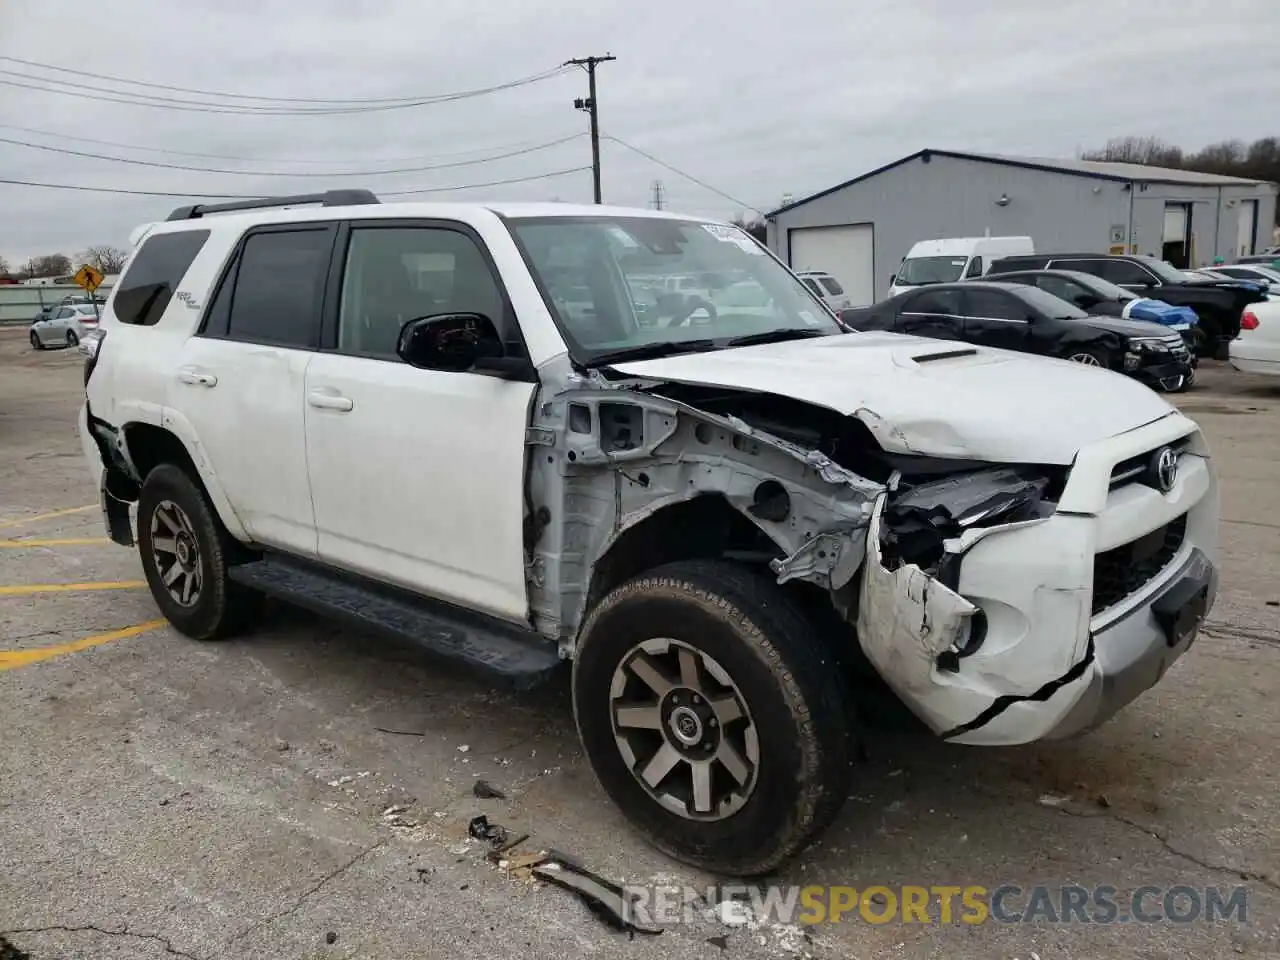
[818,276,844,295]
[897,256,967,285]
[986,257,1041,275]
[1033,275,1086,306]
[227,229,332,348]
[113,230,210,326]
[903,289,962,315]
[338,226,508,359]
[1058,258,1154,286]
[964,289,1024,321]
[1011,285,1090,320]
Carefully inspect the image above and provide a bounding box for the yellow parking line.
[0,537,110,548]
[0,619,167,672]
[0,580,146,597]
[0,504,97,530]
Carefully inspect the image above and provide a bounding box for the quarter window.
[113,230,210,326]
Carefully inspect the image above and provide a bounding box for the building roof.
[769,148,1274,218]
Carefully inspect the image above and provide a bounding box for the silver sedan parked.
[29,303,100,350]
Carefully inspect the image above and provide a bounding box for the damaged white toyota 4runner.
[80,192,1218,876]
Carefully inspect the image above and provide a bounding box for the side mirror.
[397,312,530,378]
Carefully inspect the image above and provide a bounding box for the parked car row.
[840,280,1196,392]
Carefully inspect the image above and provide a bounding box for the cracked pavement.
[2,327,1279,958]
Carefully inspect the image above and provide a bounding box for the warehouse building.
[765,149,1280,308]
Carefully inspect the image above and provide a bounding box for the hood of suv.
[611,332,1175,465]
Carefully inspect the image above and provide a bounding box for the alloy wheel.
[150,500,204,607]
[609,637,759,821]
[1068,352,1101,365]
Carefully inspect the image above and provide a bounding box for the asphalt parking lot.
[2,326,1279,960]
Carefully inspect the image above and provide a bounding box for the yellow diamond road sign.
[74,264,104,292]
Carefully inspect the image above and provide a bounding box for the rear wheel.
[65,330,79,348]
[572,559,853,876]
[137,464,262,640]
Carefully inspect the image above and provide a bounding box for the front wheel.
[65,330,79,347]
[572,560,853,876]
[137,463,262,640]
[1065,346,1109,367]
[29,330,43,350]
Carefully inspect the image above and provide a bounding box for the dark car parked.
[839,281,1195,392]
[986,253,1266,358]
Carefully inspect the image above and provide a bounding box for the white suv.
[794,269,851,312]
[81,191,1219,876]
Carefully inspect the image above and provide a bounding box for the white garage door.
[788,224,875,307]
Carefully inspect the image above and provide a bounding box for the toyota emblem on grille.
[1150,446,1179,492]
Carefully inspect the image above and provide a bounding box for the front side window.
[507,217,841,364]
[337,226,508,360]
[896,256,968,286]
[819,276,844,295]
[226,228,332,348]
[903,289,962,315]
[113,229,210,326]
[964,289,1024,321]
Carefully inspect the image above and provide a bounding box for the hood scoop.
[911,347,979,363]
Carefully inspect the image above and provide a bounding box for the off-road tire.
[137,463,262,640]
[572,559,853,877]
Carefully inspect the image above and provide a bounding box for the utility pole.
[651,180,664,210]
[565,54,616,204]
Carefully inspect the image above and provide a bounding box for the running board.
[227,557,563,690]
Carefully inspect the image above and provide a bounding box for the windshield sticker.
[798,310,820,326]
[701,223,765,255]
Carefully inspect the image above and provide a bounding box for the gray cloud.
[1,0,1276,265]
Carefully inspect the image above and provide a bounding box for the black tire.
[29,330,43,350]
[572,559,853,876]
[1191,316,1221,359]
[137,463,262,640]
[65,330,79,347]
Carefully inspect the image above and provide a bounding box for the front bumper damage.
[849,417,1218,745]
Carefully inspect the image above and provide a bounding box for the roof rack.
[165,189,380,222]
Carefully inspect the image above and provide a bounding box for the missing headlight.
[881,466,1053,572]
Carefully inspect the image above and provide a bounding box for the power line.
[0,166,590,200]
[0,54,558,105]
[0,65,568,115]
[0,131,586,177]
[0,121,582,166]
[602,133,763,215]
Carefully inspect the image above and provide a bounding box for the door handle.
[307,390,353,412]
[178,367,217,387]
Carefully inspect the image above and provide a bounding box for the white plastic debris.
[1038,794,1067,808]
[382,805,407,817]
[328,775,354,786]
[457,744,471,753]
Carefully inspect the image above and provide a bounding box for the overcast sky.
[1,0,1276,267]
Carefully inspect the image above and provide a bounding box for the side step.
[227,557,563,690]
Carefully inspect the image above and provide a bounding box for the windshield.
[1014,285,1090,320]
[1138,257,1187,283]
[896,255,968,286]
[507,216,842,364]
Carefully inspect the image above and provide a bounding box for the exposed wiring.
[602,132,765,215]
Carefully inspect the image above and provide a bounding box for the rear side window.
[226,228,333,348]
[113,230,210,326]
[818,276,844,295]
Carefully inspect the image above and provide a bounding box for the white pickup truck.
[80,191,1218,876]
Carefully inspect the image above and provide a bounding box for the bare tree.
[79,245,130,274]
[1080,136,1185,168]
[732,217,768,244]
[0,255,10,276]
[26,254,72,278]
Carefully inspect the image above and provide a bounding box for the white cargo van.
[888,236,1034,298]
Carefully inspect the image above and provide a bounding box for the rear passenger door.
[173,223,336,555]
[303,220,536,625]
[896,288,965,341]
[959,288,1031,353]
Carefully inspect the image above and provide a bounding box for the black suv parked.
[987,253,1266,358]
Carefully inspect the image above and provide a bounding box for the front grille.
[1109,437,1191,490]
[1091,513,1187,615]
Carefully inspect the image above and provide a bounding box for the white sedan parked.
[29,303,100,350]
[1229,300,1280,377]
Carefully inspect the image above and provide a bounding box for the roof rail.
[165,189,380,221]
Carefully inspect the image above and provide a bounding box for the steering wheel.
[666,296,718,327]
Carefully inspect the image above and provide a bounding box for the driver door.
[303,221,536,624]
[895,288,965,340]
